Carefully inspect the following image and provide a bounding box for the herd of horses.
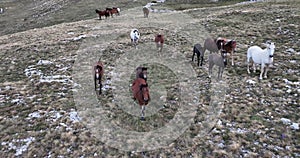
[95,7,120,20]
[93,6,276,121]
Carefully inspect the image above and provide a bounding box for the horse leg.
[192,51,195,62]
[140,106,145,120]
[253,63,256,73]
[264,65,268,78]
[231,52,234,66]
[94,75,97,91]
[259,64,264,80]
[99,76,102,94]
[200,56,204,67]
[197,53,200,67]
[208,63,213,78]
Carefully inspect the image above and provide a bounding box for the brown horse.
[106,7,120,17]
[154,34,164,52]
[94,61,104,94]
[143,6,150,18]
[95,9,110,20]
[222,39,237,66]
[204,37,237,66]
[132,78,150,121]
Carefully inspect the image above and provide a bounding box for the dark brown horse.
[94,61,104,94]
[132,78,150,120]
[95,9,110,20]
[154,34,164,52]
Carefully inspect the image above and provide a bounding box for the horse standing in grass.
[94,61,104,94]
[203,38,221,54]
[221,39,237,66]
[208,50,228,80]
[247,42,275,80]
[143,6,150,18]
[155,34,164,52]
[106,7,120,17]
[95,9,110,20]
[132,78,150,121]
[130,29,140,49]
[192,43,204,67]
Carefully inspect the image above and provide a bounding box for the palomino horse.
[247,42,275,80]
[136,67,147,81]
[154,34,164,52]
[132,78,150,121]
[208,50,228,80]
[192,43,204,67]
[106,7,120,17]
[130,29,140,49]
[94,61,104,94]
[95,9,110,20]
[143,6,150,18]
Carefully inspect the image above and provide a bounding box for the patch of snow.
[286,48,295,53]
[40,75,71,83]
[28,111,41,118]
[73,35,87,41]
[289,60,296,63]
[24,67,43,78]
[280,118,291,125]
[69,110,81,122]
[37,60,53,65]
[246,79,256,85]
[1,137,35,156]
[291,123,299,130]
[283,79,300,85]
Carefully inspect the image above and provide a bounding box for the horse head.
[140,83,150,103]
[268,42,275,63]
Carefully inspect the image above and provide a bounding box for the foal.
[94,61,104,94]
[130,29,140,49]
[155,34,164,52]
[143,6,150,18]
[192,43,204,67]
[208,50,228,80]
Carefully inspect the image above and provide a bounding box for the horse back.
[204,38,218,52]
[193,43,203,56]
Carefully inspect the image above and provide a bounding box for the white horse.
[247,42,275,80]
[130,29,140,49]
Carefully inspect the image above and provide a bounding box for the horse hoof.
[140,117,145,121]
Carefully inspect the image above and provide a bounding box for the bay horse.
[143,6,150,18]
[94,61,104,94]
[130,29,140,49]
[136,67,147,81]
[192,43,204,67]
[106,7,120,17]
[132,78,150,121]
[154,34,164,52]
[208,50,228,80]
[95,9,110,20]
[247,42,275,80]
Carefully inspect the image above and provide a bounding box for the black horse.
[192,43,204,67]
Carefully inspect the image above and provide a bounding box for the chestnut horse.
[204,37,237,66]
[221,39,237,66]
[106,7,120,17]
[132,78,150,120]
[95,9,110,20]
[155,34,164,52]
[94,61,104,94]
[143,6,150,18]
